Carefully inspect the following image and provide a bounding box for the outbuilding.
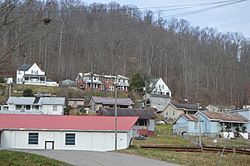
[0,114,138,151]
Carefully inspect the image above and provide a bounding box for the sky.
[83,0,250,39]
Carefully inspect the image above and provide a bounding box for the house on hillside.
[230,108,250,133]
[97,107,157,136]
[149,78,171,97]
[75,72,129,92]
[90,96,134,112]
[206,104,236,112]
[16,63,58,86]
[144,93,171,112]
[161,101,204,121]
[196,111,248,139]
[173,114,199,135]
[67,98,85,108]
[0,114,138,151]
[0,96,65,115]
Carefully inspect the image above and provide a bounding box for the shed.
[0,114,138,151]
[97,107,157,136]
[173,114,199,135]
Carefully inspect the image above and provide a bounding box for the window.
[16,105,22,110]
[28,133,39,144]
[65,133,75,145]
[109,86,114,91]
[195,122,198,129]
[172,111,175,116]
[162,85,164,89]
[26,105,31,110]
[101,85,105,90]
[53,106,57,111]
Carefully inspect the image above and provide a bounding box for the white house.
[0,114,138,151]
[0,96,65,115]
[149,78,171,97]
[16,63,58,86]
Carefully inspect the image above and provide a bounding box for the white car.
[156,120,165,125]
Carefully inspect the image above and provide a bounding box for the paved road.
[16,149,180,166]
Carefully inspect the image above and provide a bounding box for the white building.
[0,114,138,151]
[0,96,65,115]
[149,78,171,97]
[16,63,58,86]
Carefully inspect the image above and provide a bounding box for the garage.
[0,114,138,151]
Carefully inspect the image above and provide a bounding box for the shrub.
[23,89,33,97]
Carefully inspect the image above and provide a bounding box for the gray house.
[0,96,65,115]
[97,107,157,137]
[90,96,134,112]
[144,93,171,113]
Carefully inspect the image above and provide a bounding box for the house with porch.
[75,72,129,92]
[16,63,58,86]
[0,96,65,115]
[196,111,248,139]
[230,108,250,133]
[90,96,134,112]
[97,107,157,137]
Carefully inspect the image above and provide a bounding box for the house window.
[195,122,198,129]
[18,70,22,74]
[26,105,31,110]
[28,133,39,144]
[16,105,22,110]
[162,85,164,89]
[65,133,75,145]
[109,86,114,91]
[101,85,105,90]
[53,106,57,111]
[173,111,175,116]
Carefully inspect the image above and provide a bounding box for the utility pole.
[114,75,118,150]
[91,72,94,98]
[197,103,202,147]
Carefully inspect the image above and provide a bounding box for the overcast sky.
[84,0,250,39]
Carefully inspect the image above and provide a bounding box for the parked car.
[156,120,165,125]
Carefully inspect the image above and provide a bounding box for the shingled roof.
[200,111,248,123]
[97,107,157,119]
[18,64,32,71]
[92,96,134,106]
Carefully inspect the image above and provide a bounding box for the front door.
[45,141,54,150]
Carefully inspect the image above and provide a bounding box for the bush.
[23,89,33,97]
[0,76,5,83]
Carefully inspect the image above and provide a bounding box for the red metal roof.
[0,114,138,131]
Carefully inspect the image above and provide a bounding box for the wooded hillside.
[1,0,250,106]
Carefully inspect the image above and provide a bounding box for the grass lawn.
[0,150,70,166]
[122,124,250,166]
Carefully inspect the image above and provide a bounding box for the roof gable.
[0,114,138,131]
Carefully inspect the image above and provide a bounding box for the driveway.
[16,149,180,166]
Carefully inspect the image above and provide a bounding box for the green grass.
[0,150,70,166]
[121,124,250,166]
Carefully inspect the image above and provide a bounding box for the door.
[45,141,54,150]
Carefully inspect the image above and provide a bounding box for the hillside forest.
[0,0,250,106]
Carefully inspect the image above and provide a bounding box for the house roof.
[0,114,138,131]
[200,111,248,123]
[92,96,134,106]
[18,64,32,71]
[182,114,199,122]
[173,114,199,124]
[67,98,84,101]
[171,101,204,111]
[97,107,157,119]
[7,97,65,105]
[149,94,170,98]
